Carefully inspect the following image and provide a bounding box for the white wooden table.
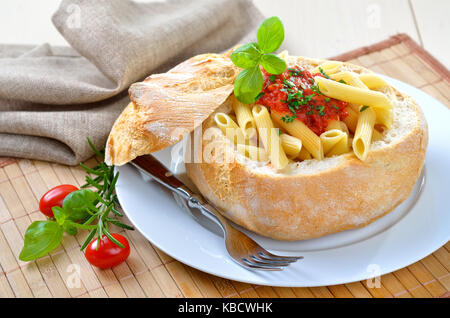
[1,0,449,68]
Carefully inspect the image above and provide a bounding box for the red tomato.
[39,184,79,218]
[85,234,130,269]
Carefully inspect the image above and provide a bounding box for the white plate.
[115,76,450,287]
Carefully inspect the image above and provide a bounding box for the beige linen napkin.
[0,0,263,165]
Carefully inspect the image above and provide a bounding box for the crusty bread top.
[105,52,239,166]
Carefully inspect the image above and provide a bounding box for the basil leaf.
[230,42,262,69]
[62,189,97,221]
[260,53,287,75]
[257,16,284,54]
[233,66,264,104]
[52,206,66,225]
[19,221,63,261]
[62,221,78,236]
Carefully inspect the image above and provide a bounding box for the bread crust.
[105,52,239,166]
[186,56,428,241]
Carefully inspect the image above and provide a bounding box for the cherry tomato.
[85,234,130,269]
[39,184,79,218]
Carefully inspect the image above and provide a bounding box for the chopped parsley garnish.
[255,92,265,100]
[304,95,314,102]
[281,114,297,123]
[339,79,347,84]
[318,67,330,79]
[269,75,277,82]
[283,79,295,88]
[306,111,314,115]
[360,105,370,112]
[310,83,321,95]
[287,67,300,76]
[324,97,331,103]
[332,104,339,110]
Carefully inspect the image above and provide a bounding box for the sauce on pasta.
[257,66,348,135]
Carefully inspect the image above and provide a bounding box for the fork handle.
[131,155,230,234]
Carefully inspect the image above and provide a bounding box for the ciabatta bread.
[186,56,428,241]
[105,52,239,166]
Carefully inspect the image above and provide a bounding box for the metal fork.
[131,155,303,271]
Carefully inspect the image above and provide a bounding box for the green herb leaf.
[104,229,125,249]
[360,105,370,112]
[255,91,265,100]
[87,137,104,159]
[310,83,321,94]
[20,138,134,262]
[319,67,330,79]
[52,206,66,225]
[106,218,135,231]
[231,16,287,104]
[230,42,262,69]
[257,16,285,53]
[62,189,98,221]
[260,53,287,75]
[283,79,295,88]
[233,66,264,104]
[80,229,97,251]
[19,221,63,261]
[62,222,78,236]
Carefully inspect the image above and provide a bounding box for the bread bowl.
[184,55,428,240]
[105,51,428,241]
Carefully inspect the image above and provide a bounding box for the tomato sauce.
[257,66,348,135]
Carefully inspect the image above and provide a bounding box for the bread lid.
[105,51,239,166]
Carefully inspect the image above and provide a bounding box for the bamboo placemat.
[0,34,449,298]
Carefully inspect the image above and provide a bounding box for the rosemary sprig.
[19,137,134,262]
[78,138,133,250]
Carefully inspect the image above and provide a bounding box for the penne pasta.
[237,144,268,161]
[214,112,246,145]
[312,61,343,75]
[352,106,376,161]
[252,105,289,169]
[330,71,367,89]
[278,50,289,61]
[372,129,384,142]
[297,146,312,161]
[271,111,324,160]
[279,133,302,157]
[320,129,348,155]
[314,76,393,128]
[269,128,289,169]
[212,59,394,167]
[339,121,350,135]
[342,107,358,133]
[358,73,388,89]
[231,95,257,139]
[326,134,349,157]
[325,119,350,135]
[325,120,342,131]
